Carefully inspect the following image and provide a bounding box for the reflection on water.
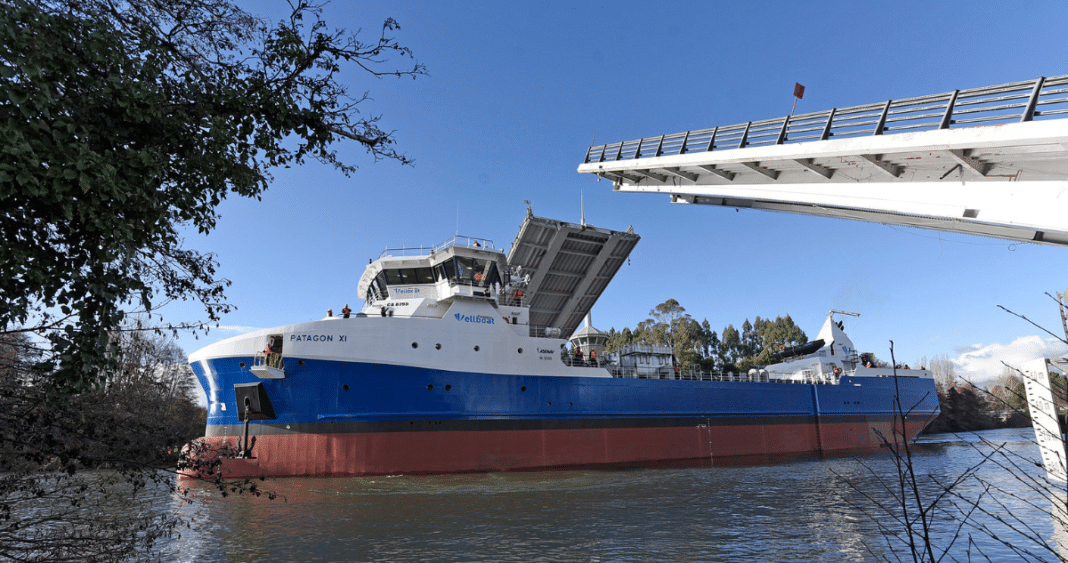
[161,429,1066,562]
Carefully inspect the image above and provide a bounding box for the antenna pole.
[581,190,585,226]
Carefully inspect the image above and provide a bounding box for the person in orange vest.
[573,347,583,366]
[264,339,278,367]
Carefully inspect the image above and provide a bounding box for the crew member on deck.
[342,304,351,318]
[573,348,583,366]
[327,309,333,317]
[264,339,279,368]
[589,349,597,366]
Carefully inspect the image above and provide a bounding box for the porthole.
[474,345,480,352]
[435,343,441,350]
[412,342,418,349]
[548,402,552,406]
[521,386,527,392]
[298,360,306,366]
[239,362,246,368]
[427,384,434,390]
[518,348,523,354]
[445,384,452,391]
[343,384,349,391]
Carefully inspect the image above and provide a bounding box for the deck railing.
[378,235,499,258]
[608,365,843,385]
[583,75,1068,164]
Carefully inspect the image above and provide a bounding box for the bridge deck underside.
[507,214,639,339]
[579,120,1068,246]
[578,75,1068,247]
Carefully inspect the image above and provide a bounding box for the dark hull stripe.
[205,412,927,436]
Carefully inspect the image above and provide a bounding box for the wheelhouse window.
[437,257,500,287]
[366,272,390,302]
[439,260,456,282]
[384,267,436,286]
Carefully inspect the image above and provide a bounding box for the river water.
[160,428,1068,562]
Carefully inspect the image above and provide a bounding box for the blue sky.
[169,0,1068,384]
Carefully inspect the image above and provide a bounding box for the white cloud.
[952,335,1068,386]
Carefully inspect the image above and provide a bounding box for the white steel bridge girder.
[580,117,1068,246]
[646,179,1068,246]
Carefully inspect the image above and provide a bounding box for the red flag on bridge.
[793,83,806,99]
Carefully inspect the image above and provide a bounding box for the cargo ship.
[184,211,939,478]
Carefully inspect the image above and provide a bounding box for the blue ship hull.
[189,357,940,477]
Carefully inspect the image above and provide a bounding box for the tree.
[928,354,957,394]
[0,322,212,562]
[700,319,713,357]
[649,299,687,351]
[704,327,721,372]
[674,317,705,369]
[719,324,741,371]
[748,315,808,366]
[740,318,756,360]
[1,0,426,391]
[1,0,421,559]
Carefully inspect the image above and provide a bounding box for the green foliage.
[923,376,1034,434]
[719,324,741,370]
[0,0,420,557]
[0,0,425,392]
[604,299,807,373]
[749,315,808,366]
[0,322,212,561]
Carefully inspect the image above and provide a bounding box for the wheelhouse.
[357,237,508,305]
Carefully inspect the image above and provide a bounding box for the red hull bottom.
[180,418,934,479]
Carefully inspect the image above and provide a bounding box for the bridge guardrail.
[583,75,1068,164]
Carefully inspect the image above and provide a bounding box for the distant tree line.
[603,299,809,373]
[920,359,1040,434]
[604,301,1041,434]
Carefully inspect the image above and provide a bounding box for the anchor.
[232,382,277,459]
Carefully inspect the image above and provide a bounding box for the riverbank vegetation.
[0,325,206,562]
[1,0,424,559]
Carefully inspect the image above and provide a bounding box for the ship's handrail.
[497,294,523,307]
[378,235,498,258]
[583,75,1068,164]
[608,364,841,385]
[253,351,284,371]
[528,325,564,338]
